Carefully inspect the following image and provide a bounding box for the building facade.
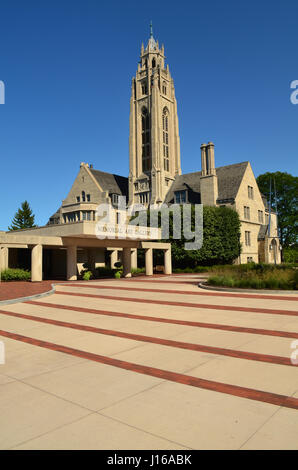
[48,27,281,265]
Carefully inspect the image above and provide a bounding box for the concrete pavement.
[0,274,297,449]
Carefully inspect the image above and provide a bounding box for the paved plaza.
[0,274,298,449]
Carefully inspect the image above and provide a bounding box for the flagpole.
[268,178,272,238]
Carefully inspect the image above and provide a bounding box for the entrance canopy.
[0,221,171,281]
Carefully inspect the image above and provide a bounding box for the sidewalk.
[0,281,54,302]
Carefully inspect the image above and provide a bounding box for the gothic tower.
[128,24,181,206]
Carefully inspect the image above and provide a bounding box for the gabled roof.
[90,169,128,197]
[258,224,268,240]
[165,161,249,203]
[216,162,249,201]
[164,171,202,203]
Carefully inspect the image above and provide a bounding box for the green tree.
[256,172,298,248]
[8,201,37,231]
[145,205,241,268]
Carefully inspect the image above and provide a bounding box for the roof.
[261,193,269,210]
[90,169,128,197]
[165,161,249,203]
[48,209,61,221]
[258,224,268,240]
[164,171,202,203]
[216,162,249,201]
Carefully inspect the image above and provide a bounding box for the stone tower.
[128,24,181,207]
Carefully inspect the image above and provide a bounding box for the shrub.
[207,265,297,290]
[94,266,114,278]
[82,270,93,281]
[0,268,31,281]
[114,271,121,279]
[131,267,145,275]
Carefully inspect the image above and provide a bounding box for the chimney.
[206,142,216,176]
[200,143,207,176]
[200,141,218,206]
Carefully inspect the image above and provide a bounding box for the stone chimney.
[200,142,218,206]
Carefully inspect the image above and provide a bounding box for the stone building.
[48,26,281,265]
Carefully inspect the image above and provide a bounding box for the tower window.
[162,81,167,95]
[141,108,151,172]
[139,192,149,204]
[152,58,156,68]
[162,109,169,172]
[141,82,147,95]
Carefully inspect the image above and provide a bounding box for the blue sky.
[0,0,297,229]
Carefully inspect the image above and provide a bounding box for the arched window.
[141,108,151,172]
[82,191,86,202]
[152,58,156,68]
[162,109,169,172]
[162,81,167,95]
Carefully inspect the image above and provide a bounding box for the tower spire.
[150,20,153,38]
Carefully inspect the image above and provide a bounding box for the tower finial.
[150,20,153,38]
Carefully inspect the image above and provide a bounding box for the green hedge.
[0,268,31,281]
[173,263,297,274]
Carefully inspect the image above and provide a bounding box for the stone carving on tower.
[128,23,182,207]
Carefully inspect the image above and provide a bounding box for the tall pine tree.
[8,201,36,231]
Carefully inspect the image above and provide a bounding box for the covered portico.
[0,222,172,282]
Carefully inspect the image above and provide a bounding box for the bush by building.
[0,268,31,281]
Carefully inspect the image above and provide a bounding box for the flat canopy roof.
[0,222,170,250]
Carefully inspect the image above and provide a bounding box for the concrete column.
[145,248,153,276]
[0,246,8,272]
[122,247,132,278]
[67,246,77,281]
[164,248,172,275]
[110,249,118,268]
[131,249,137,270]
[31,244,43,282]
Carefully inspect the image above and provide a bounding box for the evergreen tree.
[8,201,37,231]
